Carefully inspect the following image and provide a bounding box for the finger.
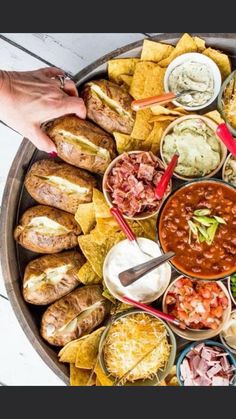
[28,126,57,154]
[63,79,79,97]
[40,67,66,78]
[57,96,87,119]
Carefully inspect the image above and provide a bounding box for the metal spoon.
[118,251,175,287]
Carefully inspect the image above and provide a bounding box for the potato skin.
[46,115,117,175]
[23,251,85,305]
[14,205,81,254]
[81,79,135,134]
[24,159,96,214]
[41,285,110,346]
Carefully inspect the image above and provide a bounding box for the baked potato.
[41,284,110,346]
[14,205,81,254]
[23,251,85,305]
[81,79,135,134]
[24,159,96,214]
[46,115,116,175]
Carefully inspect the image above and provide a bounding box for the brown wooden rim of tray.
[1,33,236,384]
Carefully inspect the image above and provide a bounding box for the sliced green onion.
[192,216,216,226]
[198,225,209,240]
[207,222,219,245]
[193,209,211,216]
[188,220,199,236]
[213,215,227,224]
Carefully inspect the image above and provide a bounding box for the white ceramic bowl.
[162,276,232,341]
[222,153,236,187]
[220,309,236,355]
[164,52,222,111]
[160,114,227,181]
[103,238,172,304]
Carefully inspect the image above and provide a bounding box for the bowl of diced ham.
[102,151,172,220]
[176,341,236,386]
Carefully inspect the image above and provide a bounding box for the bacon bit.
[106,152,171,217]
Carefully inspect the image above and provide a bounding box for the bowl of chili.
[157,179,236,280]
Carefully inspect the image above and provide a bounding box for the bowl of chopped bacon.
[176,340,236,386]
[102,151,172,220]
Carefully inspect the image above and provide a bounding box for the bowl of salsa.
[157,179,236,280]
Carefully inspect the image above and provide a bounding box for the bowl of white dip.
[103,238,172,304]
[164,53,221,111]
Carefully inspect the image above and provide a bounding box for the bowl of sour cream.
[103,238,172,304]
[164,52,222,111]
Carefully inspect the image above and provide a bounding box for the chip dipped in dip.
[103,238,171,303]
[168,61,214,107]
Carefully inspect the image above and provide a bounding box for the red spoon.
[216,123,236,157]
[155,153,179,200]
[123,296,182,327]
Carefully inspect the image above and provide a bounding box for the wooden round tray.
[1,34,236,385]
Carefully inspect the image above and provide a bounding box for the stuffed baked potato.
[41,284,110,346]
[46,115,116,175]
[24,159,96,214]
[81,79,135,134]
[14,205,81,253]
[23,251,85,305]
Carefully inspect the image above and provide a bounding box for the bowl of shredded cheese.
[98,309,176,386]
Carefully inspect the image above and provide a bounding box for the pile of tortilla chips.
[108,33,231,154]
[75,188,156,298]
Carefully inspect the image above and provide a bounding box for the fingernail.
[49,151,58,158]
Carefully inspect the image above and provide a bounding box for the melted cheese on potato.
[59,130,110,160]
[45,176,89,195]
[28,216,71,234]
[24,264,72,289]
[90,83,133,120]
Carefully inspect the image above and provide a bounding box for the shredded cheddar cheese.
[103,313,171,382]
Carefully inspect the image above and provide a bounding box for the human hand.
[0,67,86,153]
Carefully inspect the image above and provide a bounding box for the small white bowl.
[220,309,236,355]
[222,153,236,187]
[103,238,172,304]
[227,276,236,306]
[164,52,222,111]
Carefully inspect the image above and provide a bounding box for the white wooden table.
[0,33,157,386]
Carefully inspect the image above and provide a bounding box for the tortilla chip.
[204,110,224,125]
[141,39,174,62]
[193,36,206,52]
[102,286,116,304]
[77,261,101,284]
[143,65,165,98]
[137,217,157,241]
[94,363,113,386]
[59,336,87,363]
[113,132,150,154]
[131,109,153,140]
[150,104,188,116]
[120,74,133,88]
[149,115,178,123]
[77,234,106,278]
[108,58,139,84]
[203,47,231,80]
[158,33,198,67]
[75,327,105,369]
[130,61,156,99]
[96,377,102,386]
[145,120,170,154]
[75,202,95,234]
[168,376,179,386]
[70,364,95,386]
[92,188,111,219]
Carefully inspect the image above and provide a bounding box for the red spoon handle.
[216,123,236,157]
[123,296,180,325]
[155,154,179,200]
[110,207,136,241]
[131,92,177,111]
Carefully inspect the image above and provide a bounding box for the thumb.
[28,126,57,154]
[57,96,87,119]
